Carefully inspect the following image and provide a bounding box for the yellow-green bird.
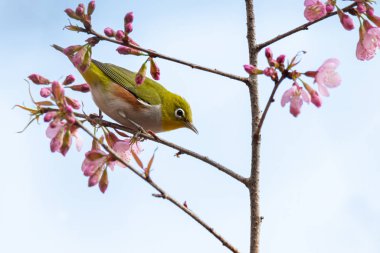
[53,45,197,134]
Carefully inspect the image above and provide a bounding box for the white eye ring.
[175,108,185,118]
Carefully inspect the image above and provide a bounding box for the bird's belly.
[90,86,163,133]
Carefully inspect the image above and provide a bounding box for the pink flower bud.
[65,96,81,110]
[135,62,147,86]
[64,8,80,20]
[40,87,51,98]
[75,5,84,17]
[88,170,101,187]
[276,54,286,65]
[124,12,134,24]
[28,74,50,85]
[263,67,275,77]
[325,4,334,13]
[367,7,375,17]
[244,64,255,73]
[68,83,91,93]
[356,3,366,14]
[63,74,75,85]
[124,23,133,34]
[99,170,108,193]
[338,10,354,31]
[44,111,57,122]
[150,58,160,80]
[104,27,115,37]
[66,113,76,125]
[87,1,95,16]
[310,92,322,107]
[52,81,64,100]
[115,30,125,41]
[265,47,273,59]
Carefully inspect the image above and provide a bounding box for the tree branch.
[39,108,247,184]
[245,1,261,253]
[70,26,248,83]
[75,120,240,253]
[256,3,357,51]
[256,74,287,135]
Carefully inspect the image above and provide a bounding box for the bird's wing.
[92,60,162,105]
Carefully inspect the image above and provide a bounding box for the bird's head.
[161,93,197,134]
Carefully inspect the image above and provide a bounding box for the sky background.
[1,0,380,252]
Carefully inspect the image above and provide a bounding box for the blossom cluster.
[64,1,161,86]
[244,48,341,117]
[22,73,144,193]
[82,132,142,193]
[304,0,380,60]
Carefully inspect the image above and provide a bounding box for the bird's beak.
[185,121,198,134]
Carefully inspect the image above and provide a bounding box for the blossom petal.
[318,83,330,97]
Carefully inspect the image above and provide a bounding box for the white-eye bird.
[53,45,197,134]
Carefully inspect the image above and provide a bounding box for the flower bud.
[64,8,80,20]
[66,113,76,125]
[325,4,334,13]
[40,87,51,98]
[124,12,134,24]
[356,3,366,14]
[276,54,286,65]
[68,83,91,93]
[116,46,143,56]
[310,92,322,107]
[115,30,125,41]
[135,62,147,86]
[104,27,115,37]
[263,67,275,77]
[99,169,108,193]
[338,10,354,31]
[149,58,160,80]
[44,111,57,122]
[63,74,75,85]
[87,1,95,16]
[52,81,64,101]
[124,23,133,34]
[28,74,50,85]
[75,5,85,17]
[65,96,81,110]
[265,47,273,60]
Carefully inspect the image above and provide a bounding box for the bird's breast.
[90,82,163,132]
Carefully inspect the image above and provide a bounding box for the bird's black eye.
[175,108,185,118]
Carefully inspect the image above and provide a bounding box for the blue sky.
[1,1,380,252]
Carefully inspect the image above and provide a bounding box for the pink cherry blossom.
[356,24,380,61]
[82,150,108,177]
[281,83,310,117]
[314,58,341,96]
[304,0,327,22]
[46,120,82,156]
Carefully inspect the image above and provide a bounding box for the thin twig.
[256,75,287,135]
[75,120,240,253]
[73,26,248,83]
[245,1,261,253]
[256,3,357,51]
